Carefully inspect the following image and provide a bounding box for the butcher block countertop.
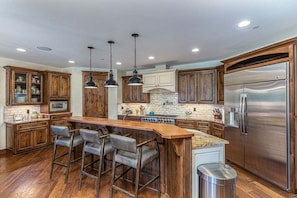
[67,116,194,139]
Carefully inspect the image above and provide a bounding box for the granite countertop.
[185,129,229,149]
[5,117,50,124]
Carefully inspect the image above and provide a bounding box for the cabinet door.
[60,74,70,98]
[12,70,28,104]
[30,72,43,103]
[82,71,108,118]
[17,130,34,151]
[197,70,216,104]
[122,76,150,103]
[49,73,60,98]
[122,76,132,103]
[178,72,197,103]
[34,127,48,147]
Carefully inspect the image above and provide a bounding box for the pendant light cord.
[134,35,136,70]
[110,42,113,72]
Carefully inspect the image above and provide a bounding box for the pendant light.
[84,46,97,88]
[104,40,119,87]
[128,33,143,86]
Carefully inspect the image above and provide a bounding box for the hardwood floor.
[0,146,296,198]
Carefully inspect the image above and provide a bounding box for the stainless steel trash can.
[197,163,237,198]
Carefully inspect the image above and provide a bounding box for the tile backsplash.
[4,105,40,121]
[118,92,223,119]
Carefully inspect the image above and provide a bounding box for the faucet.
[123,108,132,120]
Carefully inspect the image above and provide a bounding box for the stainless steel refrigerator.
[224,62,290,191]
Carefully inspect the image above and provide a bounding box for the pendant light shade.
[84,46,97,88]
[104,40,119,88]
[128,33,143,86]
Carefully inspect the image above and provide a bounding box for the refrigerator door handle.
[242,94,247,135]
[239,94,244,135]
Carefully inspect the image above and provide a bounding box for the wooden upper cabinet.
[197,69,216,104]
[4,66,43,105]
[47,72,71,99]
[178,69,217,104]
[178,71,197,103]
[216,65,224,104]
[122,76,150,103]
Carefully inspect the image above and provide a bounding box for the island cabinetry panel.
[178,71,197,103]
[4,66,43,105]
[192,145,225,198]
[122,76,150,103]
[211,122,224,138]
[6,121,49,154]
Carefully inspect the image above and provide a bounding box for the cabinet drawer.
[175,120,197,129]
[50,113,72,120]
[212,123,224,131]
[197,121,210,128]
[17,121,48,131]
[212,129,224,138]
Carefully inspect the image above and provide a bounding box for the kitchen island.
[67,116,194,198]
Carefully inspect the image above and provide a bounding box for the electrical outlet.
[193,108,196,111]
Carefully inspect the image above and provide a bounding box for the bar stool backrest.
[110,134,137,153]
[79,129,100,143]
[51,125,70,137]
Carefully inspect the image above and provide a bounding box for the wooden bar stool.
[50,125,83,183]
[78,128,114,198]
[109,133,160,198]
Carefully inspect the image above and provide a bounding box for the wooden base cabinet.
[6,121,49,154]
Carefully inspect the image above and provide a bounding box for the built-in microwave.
[49,100,68,112]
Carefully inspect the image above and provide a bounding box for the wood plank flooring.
[0,146,296,198]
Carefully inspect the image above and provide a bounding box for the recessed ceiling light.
[37,46,52,51]
[192,48,199,52]
[148,56,155,60]
[238,20,251,28]
[116,62,122,65]
[68,60,75,64]
[16,48,26,52]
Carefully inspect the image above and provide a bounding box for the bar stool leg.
[50,140,57,179]
[78,146,86,190]
[110,150,116,198]
[64,142,73,183]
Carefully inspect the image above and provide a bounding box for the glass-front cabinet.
[5,66,43,105]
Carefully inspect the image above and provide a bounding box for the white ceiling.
[0,0,297,71]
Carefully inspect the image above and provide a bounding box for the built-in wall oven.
[50,100,68,112]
